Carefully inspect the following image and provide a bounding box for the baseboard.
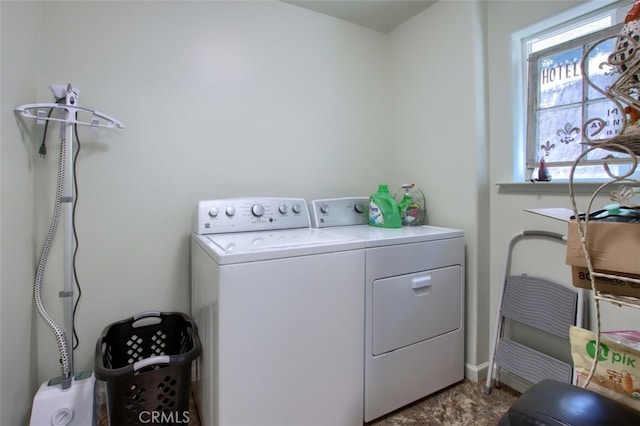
[465,362,532,394]
[493,372,532,394]
[465,361,489,382]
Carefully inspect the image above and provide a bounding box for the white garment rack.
[15,102,124,129]
[16,84,124,389]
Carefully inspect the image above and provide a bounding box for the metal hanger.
[15,84,124,129]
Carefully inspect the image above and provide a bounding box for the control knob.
[320,203,329,214]
[226,206,236,217]
[208,207,219,218]
[292,203,302,214]
[252,203,265,217]
[354,202,365,214]
[279,204,288,214]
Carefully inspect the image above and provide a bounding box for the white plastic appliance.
[310,197,465,422]
[191,197,365,426]
[16,84,123,426]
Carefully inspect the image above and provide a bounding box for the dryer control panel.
[310,197,369,228]
[195,197,311,234]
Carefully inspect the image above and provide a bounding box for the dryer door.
[372,265,462,356]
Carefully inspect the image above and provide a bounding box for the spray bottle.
[395,183,427,226]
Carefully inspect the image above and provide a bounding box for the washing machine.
[190,197,365,426]
[310,197,465,422]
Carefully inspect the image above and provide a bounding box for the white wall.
[1,1,391,420]
[1,2,42,424]
[389,0,489,379]
[6,0,636,422]
[36,0,391,378]
[388,0,640,389]
[488,0,640,390]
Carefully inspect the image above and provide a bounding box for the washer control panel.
[195,197,310,234]
[309,197,369,228]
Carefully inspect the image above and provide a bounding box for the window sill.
[496,180,627,194]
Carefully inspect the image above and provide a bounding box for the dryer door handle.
[412,274,432,295]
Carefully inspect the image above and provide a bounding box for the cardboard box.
[566,220,640,276]
[525,208,640,296]
[570,266,640,298]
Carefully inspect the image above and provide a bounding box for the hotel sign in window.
[525,22,639,180]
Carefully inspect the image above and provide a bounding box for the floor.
[367,379,519,426]
[100,379,518,425]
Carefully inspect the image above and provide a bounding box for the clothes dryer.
[191,197,365,426]
[310,197,465,422]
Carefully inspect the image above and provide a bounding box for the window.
[523,1,638,181]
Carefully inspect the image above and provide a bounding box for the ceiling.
[281,1,437,33]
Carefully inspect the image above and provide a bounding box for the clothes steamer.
[16,84,124,426]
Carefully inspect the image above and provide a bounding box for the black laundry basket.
[95,311,201,426]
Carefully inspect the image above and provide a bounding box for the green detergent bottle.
[369,184,402,228]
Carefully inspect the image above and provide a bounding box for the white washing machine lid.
[326,225,463,247]
[193,228,364,264]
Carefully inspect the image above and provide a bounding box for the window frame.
[525,23,625,176]
[514,0,637,183]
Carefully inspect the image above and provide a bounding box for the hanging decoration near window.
[570,1,640,391]
[583,0,640,157]
[613,0,640,82]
